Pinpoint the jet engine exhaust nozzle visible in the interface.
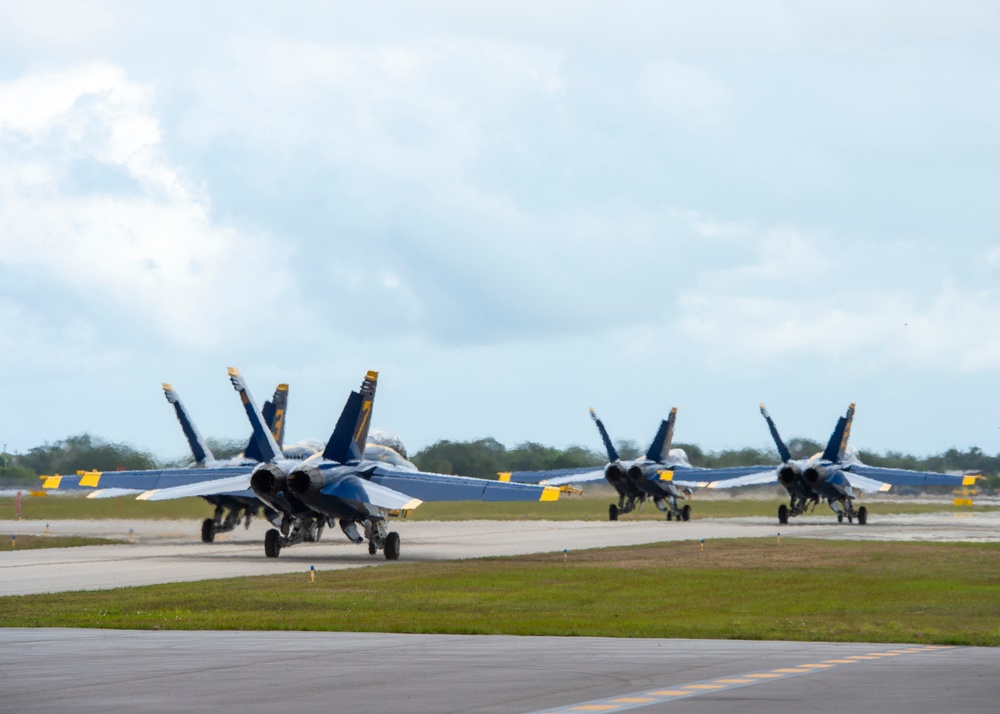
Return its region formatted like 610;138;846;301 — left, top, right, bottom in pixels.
287;467;323;497
778;466;798;487
250;464;286;498
627;464;646;484
803;467;821;485
605;463;627;483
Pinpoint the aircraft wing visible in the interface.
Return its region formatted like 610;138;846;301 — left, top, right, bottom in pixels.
501;466;604;484
370;466;560;502
842;464;974;488
700;468;780;489
671;464;780;487
41;466;253;494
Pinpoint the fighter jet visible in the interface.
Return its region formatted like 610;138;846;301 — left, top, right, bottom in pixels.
41;382;320;543
162;382;320;542
707;403;976;525
135;368;560;559
505;407;773;521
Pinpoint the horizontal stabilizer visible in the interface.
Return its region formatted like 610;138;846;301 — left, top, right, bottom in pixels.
137;473;253;501
843;472;893;494
321;477;423;511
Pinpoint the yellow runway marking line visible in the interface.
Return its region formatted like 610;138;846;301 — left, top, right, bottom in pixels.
531;646;957;713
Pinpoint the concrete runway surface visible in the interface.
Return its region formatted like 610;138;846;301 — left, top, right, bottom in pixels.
2;510;999;596
1;629;995;713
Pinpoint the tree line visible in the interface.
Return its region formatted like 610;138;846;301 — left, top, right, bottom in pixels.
2;432;997;489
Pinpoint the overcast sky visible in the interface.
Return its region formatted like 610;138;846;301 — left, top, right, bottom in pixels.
1;1;998;462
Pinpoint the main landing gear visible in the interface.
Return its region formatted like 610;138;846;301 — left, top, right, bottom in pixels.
263;517;325;557
656;496;691;522
834;500;868;525
776;494;819;525
201;505;256;543
609;495;642;521
364;519;401;560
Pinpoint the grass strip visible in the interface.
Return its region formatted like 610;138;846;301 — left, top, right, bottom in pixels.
2;495;991;522
2;539;998;645
0;535;123;551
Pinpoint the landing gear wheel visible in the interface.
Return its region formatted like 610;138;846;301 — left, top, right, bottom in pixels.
368;539;377;555
837;513;844;524
681;504;691;522
666;511;673;521
201;518;215;543
608;504;619;521
778;504;789;525
857;506;868;525
384;532;401;561
264;528;282;558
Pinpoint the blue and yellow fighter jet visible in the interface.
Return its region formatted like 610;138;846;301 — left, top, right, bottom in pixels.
42;382;320;541
129;369;560;559
707;403;977;525
504;407;773;522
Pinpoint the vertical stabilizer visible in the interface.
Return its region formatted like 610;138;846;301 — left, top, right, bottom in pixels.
760;404;792;463
823;403;855;463
322;371;379;463
590;408;619;462
246;384;289;461
645;407;678;462
163;384;215;465
228;367;281;463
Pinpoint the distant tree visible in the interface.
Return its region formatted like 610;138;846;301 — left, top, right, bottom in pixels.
614;439;643;460
18;434;157;476
0;452;37;486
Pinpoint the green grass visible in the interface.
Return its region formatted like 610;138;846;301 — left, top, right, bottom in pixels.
0;534;123;551
4;494;992;522
2;539;998;645
0;495;214;520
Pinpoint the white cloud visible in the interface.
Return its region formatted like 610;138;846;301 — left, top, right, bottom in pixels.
0;64;302;351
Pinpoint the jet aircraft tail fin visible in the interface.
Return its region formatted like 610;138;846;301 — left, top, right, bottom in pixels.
821;403;855;463
589;408;619;462
245;383;289;461
228;368;282;463
163;383;214;465
760;404;792;463
322;371;379;463
645;407;678;462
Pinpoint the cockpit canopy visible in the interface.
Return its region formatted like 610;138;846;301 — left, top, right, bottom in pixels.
367;428;408;460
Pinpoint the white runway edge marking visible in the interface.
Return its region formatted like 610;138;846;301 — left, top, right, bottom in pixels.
530;645;954;713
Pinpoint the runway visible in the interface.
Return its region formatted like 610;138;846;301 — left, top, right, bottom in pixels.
1;629;995;713
2;510;998;596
